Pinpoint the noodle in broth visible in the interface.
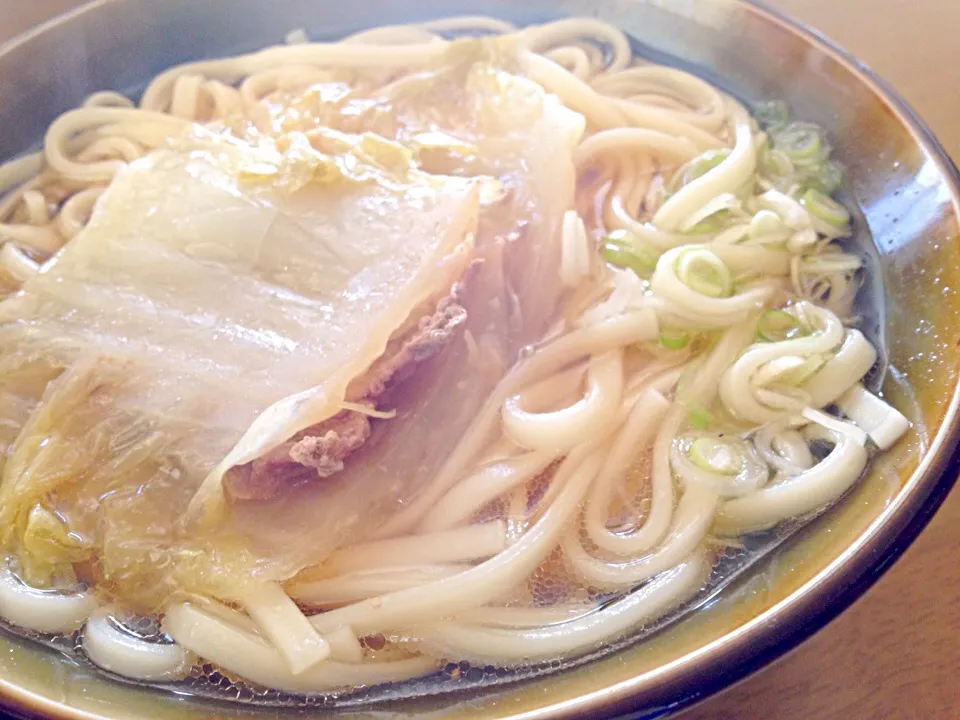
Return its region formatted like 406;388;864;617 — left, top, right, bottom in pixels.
0;16;911;699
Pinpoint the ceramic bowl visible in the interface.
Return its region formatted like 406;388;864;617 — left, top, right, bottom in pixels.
0;1;957;717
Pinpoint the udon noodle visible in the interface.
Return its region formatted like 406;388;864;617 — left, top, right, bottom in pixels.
0;16;910;698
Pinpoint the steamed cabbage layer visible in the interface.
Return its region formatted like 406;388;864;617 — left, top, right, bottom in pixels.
0;43;583;610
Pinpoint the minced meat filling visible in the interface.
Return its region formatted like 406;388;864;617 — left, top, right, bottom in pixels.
224;288;467;501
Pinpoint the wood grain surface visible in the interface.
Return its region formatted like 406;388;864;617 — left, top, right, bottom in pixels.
1;2;959;719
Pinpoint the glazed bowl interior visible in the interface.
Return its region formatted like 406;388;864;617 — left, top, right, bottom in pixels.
0;0;958;718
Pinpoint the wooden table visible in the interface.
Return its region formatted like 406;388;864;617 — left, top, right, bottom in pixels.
2;1;959;719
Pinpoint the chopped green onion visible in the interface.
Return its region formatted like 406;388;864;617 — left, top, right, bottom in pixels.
803;160;844;195
689;436;743;475
749;210;791;244
760;147;794;179
675;248;733;298
671;149;730;191
600;229;661;277
800;188;851;228
757;309;804;342
685;211;731;235
658;331;690;350
755;100;790;130
756;354;826;386
772;122;829;166
687;405;714;430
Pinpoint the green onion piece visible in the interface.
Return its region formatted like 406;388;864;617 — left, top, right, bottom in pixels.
803;160;844;195
760;147;794;179
757;309;804;342
749;210;791;243
772;122;828;165
675;248;733;298
671;149;730;191
687;405;714;430
659;331;690;350
800;188;850;228
755;354;827;387
685;211;731;235
689;436;743;475
755;100;790;130
600;229;661;277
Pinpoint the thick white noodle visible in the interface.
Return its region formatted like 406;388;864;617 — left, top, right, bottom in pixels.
719;303;845;424
83;612;188;681
836;383;910;450
420;452;558;532
803;329;877;407
236;582;330;674
503;350;624;452
290;565;470;608
373;310;657;540
584;388;671;554
565;486;717;589
0;569;97;634
163;602;436;691
653;104;756;231
410;554;708;662
324;522;506;572
714;415;868;535
308;447;607;634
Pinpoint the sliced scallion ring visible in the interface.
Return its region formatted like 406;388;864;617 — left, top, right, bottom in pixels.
658;330;690;350
675;248;733;298
600;229;661;278
755;100;790;130
757;309;804;342
670;149;730;192
689;436;743;476
749;210;791;244
687;405;714;430
755;354;826;387
802;160;844;195
772;122;828;165
760;147;794;179
799;188;851;228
